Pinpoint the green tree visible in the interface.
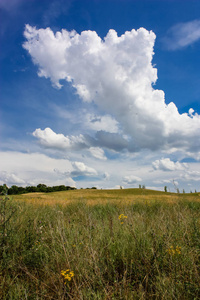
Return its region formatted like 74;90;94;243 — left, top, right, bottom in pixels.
8;185;19;195
37;184;47;192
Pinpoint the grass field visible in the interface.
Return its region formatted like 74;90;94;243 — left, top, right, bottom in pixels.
12;188;200;206
0;189;200;299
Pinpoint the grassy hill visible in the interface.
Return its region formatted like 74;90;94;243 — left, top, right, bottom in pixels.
12;187;200;206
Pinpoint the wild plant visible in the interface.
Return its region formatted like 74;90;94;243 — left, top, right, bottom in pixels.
0;186;17;268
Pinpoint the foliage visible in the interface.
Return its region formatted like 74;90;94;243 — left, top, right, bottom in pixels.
0;184;76;195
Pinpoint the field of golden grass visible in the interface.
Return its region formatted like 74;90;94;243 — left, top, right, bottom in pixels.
12;188;200;206
1;188;200;298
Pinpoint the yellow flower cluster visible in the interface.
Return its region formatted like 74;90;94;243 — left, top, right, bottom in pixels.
167;246;181;255
118;214;127;224
61;269;74;283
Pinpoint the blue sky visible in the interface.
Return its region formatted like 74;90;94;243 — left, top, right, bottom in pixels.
1;0;200;191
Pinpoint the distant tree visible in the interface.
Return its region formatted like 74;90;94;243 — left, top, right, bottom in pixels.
142;185;146;189
25;186;38;193
177;188;180;194
8;185;19;195
139;184;141;189
66;186;73;190
17;187;26;194
1;183;76;195
58;185;66;191
195;189;197;193
164;186;167;193
183;189;185;193
45;187;53;193
37;184;47;192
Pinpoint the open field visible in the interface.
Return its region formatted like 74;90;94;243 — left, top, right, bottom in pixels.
12;188;200;206
0;189;200;299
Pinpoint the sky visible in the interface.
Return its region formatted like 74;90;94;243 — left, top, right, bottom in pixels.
1;0;200;192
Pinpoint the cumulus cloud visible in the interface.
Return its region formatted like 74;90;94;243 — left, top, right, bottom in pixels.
164;20;200;50
70;161;97;177
33;127;130;153
89;147;107;160
33;127;89;151
24;25;200;153
123;175;142;184
152;158;188;171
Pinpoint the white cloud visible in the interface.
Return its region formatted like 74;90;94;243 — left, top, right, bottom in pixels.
1;150;200;191
0;171;25;185
164;20;200;50
180;170;200;182
85;113;119;133
188;108;194;116
51;107;119;134
33;127;89;151
24;25;200;154
0;151;74;187
123;175;142;184
89;147;107;160
70;161;97;177
152;158;188;171
33;127;130;153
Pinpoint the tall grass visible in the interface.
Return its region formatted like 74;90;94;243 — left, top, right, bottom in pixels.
0;191;200;299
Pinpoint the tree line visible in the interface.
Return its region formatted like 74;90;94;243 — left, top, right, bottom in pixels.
0;184;76;195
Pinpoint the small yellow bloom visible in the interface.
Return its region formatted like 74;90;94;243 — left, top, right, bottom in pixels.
61;269;74;283
167;246;181;256
118;214;127;221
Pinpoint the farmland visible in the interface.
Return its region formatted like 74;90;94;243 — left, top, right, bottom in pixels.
0;189;200;299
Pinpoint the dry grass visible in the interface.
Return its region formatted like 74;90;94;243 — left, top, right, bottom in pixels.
12;188;200;207
1;189;200;299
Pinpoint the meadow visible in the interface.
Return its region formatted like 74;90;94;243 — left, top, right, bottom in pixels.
0;188;199;299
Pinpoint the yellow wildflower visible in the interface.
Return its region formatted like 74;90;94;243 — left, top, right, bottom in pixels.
118;214;127;223
167;246;181;256
61;269;74;283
